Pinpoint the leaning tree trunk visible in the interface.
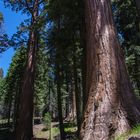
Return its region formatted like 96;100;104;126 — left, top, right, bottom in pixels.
80;0;140;140
16;1;39;140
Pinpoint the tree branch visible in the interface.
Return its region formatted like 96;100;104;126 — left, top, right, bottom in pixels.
17;0;33;15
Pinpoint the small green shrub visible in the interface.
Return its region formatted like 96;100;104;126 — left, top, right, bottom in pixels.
43;113;51;130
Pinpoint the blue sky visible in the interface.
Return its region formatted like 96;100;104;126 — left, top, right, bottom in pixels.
0;1;26;76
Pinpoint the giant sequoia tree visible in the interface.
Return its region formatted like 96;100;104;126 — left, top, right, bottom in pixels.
80;0;140;139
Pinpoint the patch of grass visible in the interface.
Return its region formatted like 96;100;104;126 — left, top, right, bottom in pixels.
51;127;60;138
35;122;78;140
116;125;140;140
64;126;77;133
0;118;12;124
36;130;48;138
36;126;60;140
64;122;77;133
64;122;78;140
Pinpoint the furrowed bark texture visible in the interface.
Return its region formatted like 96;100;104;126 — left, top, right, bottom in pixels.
80;0;140;140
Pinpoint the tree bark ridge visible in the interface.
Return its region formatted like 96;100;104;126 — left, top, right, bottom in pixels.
80;0;140;140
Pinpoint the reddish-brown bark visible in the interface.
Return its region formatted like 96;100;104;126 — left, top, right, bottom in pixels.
15;1;39;140
80;0;140;139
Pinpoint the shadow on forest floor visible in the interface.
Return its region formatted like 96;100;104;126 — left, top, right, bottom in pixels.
0;128;14;140
0;121;77;140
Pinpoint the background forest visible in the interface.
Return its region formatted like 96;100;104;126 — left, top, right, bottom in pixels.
0;0;140;140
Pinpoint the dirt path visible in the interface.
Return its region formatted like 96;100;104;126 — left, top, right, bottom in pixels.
33;122;59;139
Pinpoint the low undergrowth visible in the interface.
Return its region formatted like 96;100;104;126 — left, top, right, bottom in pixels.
36;126;59;139
35;122;78;140
116;125;140;140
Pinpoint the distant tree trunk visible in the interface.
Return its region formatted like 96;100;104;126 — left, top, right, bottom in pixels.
135;0;140;95
73;46;82;135
134;54;140;95
16;1;39;140
71;78;77;121
0;68;4;78
135;0;140;16
65;77;76;122
13;88;19;132
80;0;140;140
56;19;65;140
7;99;12;126
65;72;70;118
78;0;87;114
56;54;65;140
81;43;87;113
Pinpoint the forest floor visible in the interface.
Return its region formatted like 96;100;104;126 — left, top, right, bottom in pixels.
0;122;140;140
33;122;60;139
0;120;77;140
33;122;78;140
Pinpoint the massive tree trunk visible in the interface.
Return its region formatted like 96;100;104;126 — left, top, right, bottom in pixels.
16;1;39;140
80;0;140;140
